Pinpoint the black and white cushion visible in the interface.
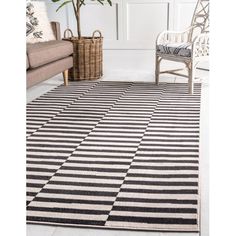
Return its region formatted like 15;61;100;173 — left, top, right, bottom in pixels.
157;42;192;57
26;0;55;44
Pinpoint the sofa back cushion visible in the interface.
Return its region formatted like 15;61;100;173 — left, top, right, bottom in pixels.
26;0;55;44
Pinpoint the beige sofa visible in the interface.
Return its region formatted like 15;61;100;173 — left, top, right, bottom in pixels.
26;22;73;88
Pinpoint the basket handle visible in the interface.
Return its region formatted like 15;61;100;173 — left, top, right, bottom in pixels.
64;28;74;39
92;30;102;43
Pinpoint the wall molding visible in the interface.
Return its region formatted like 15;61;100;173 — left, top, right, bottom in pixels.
45;0;198;49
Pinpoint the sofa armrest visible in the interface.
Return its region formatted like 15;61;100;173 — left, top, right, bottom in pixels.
51;21;61;40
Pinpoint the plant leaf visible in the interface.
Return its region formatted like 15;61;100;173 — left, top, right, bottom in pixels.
96;0;104;5
90;0;112;6
56;0;72;12
80;0;86;7
106;0;112;6
51;0;61;2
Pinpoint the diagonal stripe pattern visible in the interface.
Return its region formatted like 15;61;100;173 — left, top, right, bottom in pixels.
26;81;201;232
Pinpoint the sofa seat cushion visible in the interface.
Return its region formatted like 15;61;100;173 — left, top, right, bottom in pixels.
157;42;192;57
27;56;73;88
27;40;73;68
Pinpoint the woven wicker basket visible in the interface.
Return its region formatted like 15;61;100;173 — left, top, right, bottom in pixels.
63;29;103;81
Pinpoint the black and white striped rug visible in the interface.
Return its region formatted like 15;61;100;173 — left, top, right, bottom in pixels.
26;81;201;232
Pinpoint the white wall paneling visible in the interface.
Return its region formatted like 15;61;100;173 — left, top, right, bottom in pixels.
80;3;119;40
78;0;124;48
123;0;174;49
67;1;122;41
45;0;199;49
174;0;197;30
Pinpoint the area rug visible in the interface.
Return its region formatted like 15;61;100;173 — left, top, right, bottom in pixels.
26;81;201;232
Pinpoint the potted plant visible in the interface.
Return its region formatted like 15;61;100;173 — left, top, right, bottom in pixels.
51;0;112;80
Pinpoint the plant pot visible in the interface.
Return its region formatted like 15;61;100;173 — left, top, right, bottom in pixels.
63;29;103;81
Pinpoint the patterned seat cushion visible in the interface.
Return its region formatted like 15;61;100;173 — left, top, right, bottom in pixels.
157;42;192;57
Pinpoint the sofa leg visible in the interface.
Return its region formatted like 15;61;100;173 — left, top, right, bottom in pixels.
63;70;69;86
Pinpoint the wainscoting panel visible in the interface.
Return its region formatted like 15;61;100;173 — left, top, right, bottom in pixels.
65;1;122;41
123;0;173;49
174;0;197;30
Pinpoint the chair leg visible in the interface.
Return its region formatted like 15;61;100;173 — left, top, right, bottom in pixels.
155;56;161;85
188;62;195;94
63;69;69;86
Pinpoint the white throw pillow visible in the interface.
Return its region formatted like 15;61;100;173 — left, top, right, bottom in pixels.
26;0;55;43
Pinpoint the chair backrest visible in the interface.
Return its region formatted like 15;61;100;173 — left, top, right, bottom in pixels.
189;0;209;41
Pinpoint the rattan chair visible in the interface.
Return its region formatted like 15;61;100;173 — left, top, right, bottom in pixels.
155;0;209;94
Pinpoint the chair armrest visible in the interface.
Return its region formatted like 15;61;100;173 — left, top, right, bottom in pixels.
51;21;61;40
192;32;209;57
156;26;193;45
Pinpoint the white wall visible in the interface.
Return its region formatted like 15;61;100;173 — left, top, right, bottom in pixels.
44;0;197;49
